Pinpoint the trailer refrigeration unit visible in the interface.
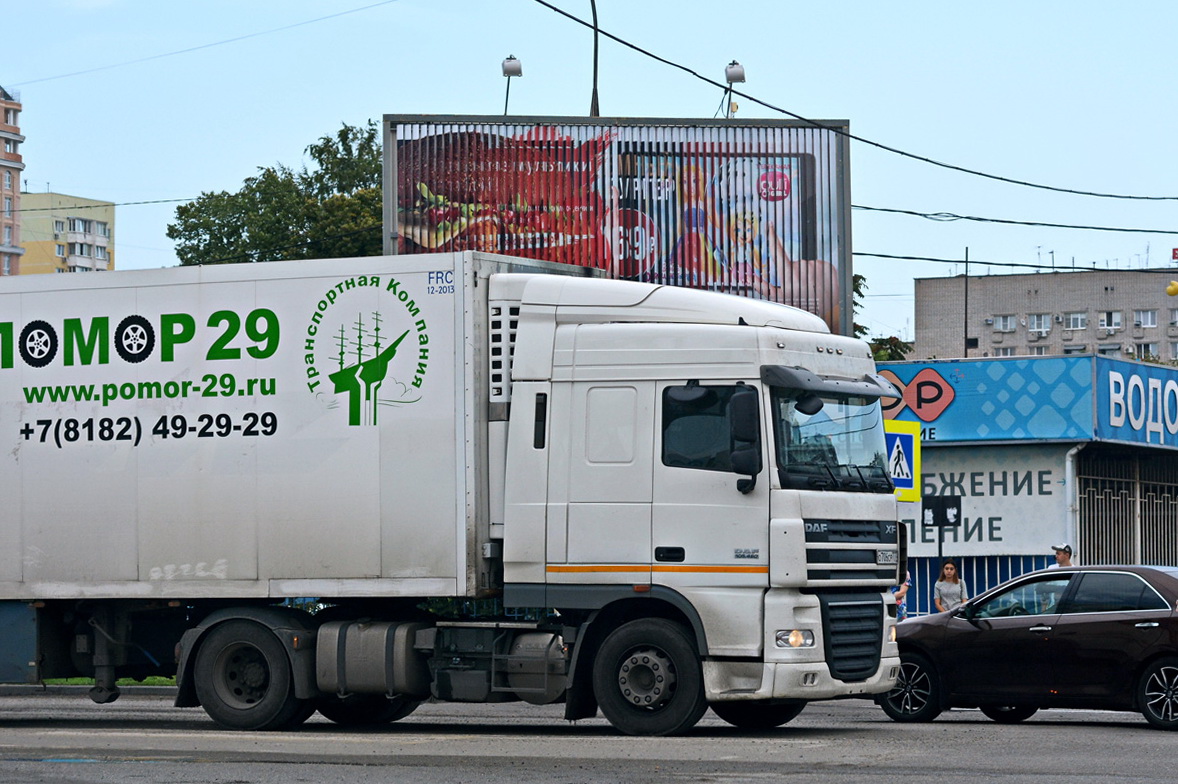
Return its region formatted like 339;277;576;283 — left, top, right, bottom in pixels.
0;251;903;736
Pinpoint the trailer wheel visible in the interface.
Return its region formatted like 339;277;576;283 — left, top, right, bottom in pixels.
592;618;707;736
317;694;420;726
710;700;806;729
193;620;306;730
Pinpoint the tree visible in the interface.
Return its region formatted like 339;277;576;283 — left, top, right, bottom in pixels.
852;273;913;361
167;121;382;265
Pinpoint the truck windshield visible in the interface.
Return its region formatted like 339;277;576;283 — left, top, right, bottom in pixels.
770;389;893;492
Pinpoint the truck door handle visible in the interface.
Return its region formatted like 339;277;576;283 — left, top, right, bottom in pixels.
1136;622;1160;628
655;547;685;562
1028;625;1052;633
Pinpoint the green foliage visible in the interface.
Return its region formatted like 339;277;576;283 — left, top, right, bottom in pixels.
167;121;382;264
869;335;914;362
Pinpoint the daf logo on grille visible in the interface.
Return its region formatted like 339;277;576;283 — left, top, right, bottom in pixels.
805;522;829;533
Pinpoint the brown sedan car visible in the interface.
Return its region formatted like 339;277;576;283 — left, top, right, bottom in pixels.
880;565;1178;729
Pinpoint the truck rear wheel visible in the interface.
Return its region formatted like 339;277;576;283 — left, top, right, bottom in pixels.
193;620;307;730
710;701;806;729
592;618;707;736
317;694;420;725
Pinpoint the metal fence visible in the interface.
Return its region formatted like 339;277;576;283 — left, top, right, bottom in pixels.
904;554;1053;618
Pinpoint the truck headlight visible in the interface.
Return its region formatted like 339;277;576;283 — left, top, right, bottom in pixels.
776;629;815;648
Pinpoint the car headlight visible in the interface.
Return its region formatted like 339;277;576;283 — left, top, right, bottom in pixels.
776;629;816;648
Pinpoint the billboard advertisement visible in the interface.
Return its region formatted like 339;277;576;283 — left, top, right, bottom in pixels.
384;116;851;334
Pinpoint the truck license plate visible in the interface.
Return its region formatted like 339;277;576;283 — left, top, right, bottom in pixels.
876;550;897;565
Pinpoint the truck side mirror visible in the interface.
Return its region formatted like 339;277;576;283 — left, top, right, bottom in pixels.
728;386;762;494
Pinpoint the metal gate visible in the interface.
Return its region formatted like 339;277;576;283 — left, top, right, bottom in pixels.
1077;446;1178;567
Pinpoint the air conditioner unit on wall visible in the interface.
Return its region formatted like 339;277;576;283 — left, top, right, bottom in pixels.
984;318;994;325
1105;327;1116;335
1054;314;1063;324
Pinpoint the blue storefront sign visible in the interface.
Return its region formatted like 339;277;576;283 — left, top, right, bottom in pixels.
880;356;1178;451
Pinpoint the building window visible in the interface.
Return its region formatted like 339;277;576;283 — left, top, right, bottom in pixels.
3;139;16;154
1065;312;1087;330
54;219;65;234
1134;310;1157;328
994;315;1016;332
1097;344;1121;356
71;243;91;257
3;225;11;244
1028;313;1051;332
2;171;10;190
1137;343;1159;360
1170;343;1178;360
1030;345;1048;356
1;254;8;275
2;197;9;217
95;221;109;238
1063;346;1087;355
994;347;1015;357
1099;311;1122;329
55;244;66;257
3;108;15;124
95;246;108;261
69;217;92;233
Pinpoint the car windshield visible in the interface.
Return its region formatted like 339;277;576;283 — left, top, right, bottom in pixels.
770;390;891;492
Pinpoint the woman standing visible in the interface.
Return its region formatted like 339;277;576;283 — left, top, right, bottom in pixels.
934;560;969;613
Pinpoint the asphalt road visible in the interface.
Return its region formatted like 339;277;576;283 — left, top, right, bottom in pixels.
0;688;1170;784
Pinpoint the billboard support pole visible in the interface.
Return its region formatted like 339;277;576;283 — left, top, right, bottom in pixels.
589;0;600;116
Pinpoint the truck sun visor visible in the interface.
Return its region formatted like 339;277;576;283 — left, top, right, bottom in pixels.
760;365;901;400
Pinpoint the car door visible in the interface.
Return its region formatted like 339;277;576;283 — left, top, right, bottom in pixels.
1046;571;1172;707
938;575;1073;703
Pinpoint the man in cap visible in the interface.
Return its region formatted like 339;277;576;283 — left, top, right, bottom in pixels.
1049;543;1074;568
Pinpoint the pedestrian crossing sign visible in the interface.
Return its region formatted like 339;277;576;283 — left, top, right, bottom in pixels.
884;419;921;502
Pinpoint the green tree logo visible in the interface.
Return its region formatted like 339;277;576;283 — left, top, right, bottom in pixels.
327;311;411;426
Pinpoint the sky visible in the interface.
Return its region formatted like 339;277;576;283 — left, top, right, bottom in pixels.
5;0;1178;340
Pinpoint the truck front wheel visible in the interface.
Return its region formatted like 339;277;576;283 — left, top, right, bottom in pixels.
193;620;307;730
592;618;707;736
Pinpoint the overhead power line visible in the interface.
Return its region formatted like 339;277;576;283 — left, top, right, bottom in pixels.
853;251;1178;274
8;0;402;87
15;198;195;213
530;0;1178;202
853;205;1178;236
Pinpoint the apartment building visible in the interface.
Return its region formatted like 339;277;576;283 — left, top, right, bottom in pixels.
0;85;23;276
19;192;115;273
913;268;1178;361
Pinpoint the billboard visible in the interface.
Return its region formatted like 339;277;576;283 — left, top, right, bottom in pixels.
384;115;852;334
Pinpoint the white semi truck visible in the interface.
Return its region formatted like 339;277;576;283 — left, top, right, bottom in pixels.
0;251;903;736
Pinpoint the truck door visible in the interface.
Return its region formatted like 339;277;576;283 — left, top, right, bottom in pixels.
547;381;654;585
651;382;770;651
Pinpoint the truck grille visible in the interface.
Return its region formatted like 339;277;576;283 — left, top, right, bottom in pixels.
817;592;883;682
803;519;899;582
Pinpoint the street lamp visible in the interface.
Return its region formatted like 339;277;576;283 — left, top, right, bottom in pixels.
502;55;522;115
723;60;745;119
